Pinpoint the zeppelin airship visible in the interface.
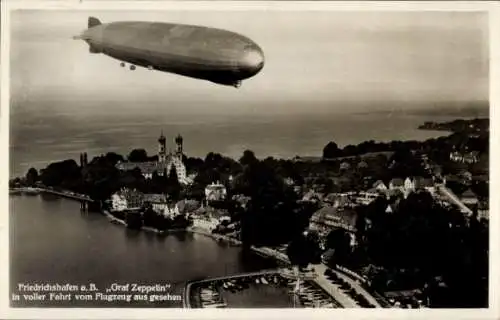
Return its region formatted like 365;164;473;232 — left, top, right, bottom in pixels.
74;17;265;88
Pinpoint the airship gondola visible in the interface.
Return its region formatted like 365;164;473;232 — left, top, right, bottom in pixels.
74;17;265;88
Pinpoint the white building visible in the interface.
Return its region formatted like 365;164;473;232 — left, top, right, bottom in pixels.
111;188;144;211
449;151;479;164
163;203;181;218
143;194;168;213
404;177;415;191
205;181;227;201
192;217;220;231
111;193;128;212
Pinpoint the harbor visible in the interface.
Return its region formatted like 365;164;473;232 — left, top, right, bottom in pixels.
184;268;340;308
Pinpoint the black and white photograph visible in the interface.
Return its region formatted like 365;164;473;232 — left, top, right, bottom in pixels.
1;1;498;317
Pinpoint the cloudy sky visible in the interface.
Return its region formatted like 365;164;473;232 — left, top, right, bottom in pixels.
10;9;489;114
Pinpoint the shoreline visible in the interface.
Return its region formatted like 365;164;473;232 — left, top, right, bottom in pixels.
101;209;187;235
101;209;290;264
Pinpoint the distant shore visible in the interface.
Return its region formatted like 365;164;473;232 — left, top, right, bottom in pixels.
418;118;488;133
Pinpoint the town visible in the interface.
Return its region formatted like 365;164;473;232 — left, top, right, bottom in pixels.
9;117;489;309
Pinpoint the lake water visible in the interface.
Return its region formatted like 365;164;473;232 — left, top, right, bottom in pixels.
9;194;276;307
9;98;488;178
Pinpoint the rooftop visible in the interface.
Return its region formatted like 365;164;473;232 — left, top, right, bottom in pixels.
311;206;357;231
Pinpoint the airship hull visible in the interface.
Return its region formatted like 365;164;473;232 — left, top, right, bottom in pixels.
78;19;265;87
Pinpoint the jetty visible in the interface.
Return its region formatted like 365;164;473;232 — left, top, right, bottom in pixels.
10;187;94;202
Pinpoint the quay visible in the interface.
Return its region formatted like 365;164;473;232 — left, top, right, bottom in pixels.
9;187;94;210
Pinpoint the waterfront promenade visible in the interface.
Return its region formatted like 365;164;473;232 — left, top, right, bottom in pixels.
314;264;383;307
10;187;93;202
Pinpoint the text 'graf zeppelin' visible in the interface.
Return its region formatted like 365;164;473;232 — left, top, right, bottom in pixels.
12;282;182;304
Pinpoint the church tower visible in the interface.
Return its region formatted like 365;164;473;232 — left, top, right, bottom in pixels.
158;131;167;162
175;134;183;155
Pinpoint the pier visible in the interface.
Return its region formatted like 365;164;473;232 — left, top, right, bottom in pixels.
10;187;94;211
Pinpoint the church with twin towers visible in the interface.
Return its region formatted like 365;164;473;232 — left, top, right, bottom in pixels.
115;132;189;185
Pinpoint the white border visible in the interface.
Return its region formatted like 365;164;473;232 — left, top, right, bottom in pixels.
1;1;499;320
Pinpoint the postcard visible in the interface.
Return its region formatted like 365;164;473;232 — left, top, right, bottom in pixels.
1;1;499;319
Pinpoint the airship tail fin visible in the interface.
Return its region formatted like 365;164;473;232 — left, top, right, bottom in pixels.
88;17;102;28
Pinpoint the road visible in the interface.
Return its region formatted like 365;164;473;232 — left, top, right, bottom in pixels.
436;184;473;215
312;264;359;308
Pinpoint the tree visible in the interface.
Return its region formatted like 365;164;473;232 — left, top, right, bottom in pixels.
104;152;124;165
323;141;341;159
40;159;81;187
167;166;181;201
239;150;258;167
128;149;148;162
239;158;302;247
25;167;39;186
325;229;352;265
142;206;157;228
125;212;142;229
286;231;320;271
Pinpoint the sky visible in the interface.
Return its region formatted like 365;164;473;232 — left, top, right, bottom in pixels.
10;9;489;115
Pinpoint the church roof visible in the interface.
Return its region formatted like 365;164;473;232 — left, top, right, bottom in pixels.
116;155;180;174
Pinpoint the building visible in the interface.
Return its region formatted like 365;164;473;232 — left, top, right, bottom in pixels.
192;216;220;231
116;132;190;184
163;203;181;218
302;190;324;202
449;151;479;164
111;188;144;211
477;201;489;220
310;206;357;234
143;193;168;213
355;191;380;205
404;177;415;192
373;180;388;192
190;207;231;231
413;177;435;194
460;189;479;207
205;181;227;201
309;206;358;246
